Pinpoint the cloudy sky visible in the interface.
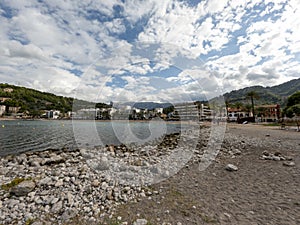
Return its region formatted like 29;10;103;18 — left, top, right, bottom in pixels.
0;0;299;103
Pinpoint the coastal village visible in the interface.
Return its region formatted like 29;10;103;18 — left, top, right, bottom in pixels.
0;95;281;122
0;85;297;125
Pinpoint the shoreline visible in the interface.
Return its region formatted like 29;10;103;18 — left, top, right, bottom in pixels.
1;116;299;130
0;124;299;224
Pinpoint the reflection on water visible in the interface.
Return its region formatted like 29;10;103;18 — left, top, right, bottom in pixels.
0;120;182;156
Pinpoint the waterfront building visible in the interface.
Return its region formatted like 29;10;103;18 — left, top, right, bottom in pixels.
0;105;6;116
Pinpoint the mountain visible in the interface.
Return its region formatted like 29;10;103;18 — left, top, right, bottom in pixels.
121;102;173;110
220;78;300;106
268;78;300;96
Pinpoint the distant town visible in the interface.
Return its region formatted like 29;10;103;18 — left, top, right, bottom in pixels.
0;83;299;127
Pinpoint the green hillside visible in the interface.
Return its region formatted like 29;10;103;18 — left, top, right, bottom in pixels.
0;83;109;116
268;78;300;97
222;78;300;106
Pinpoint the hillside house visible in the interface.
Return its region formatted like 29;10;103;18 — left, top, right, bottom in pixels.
227;108;252;122
0;105;6;116
46;110;61;119
8;106;21;114
256;104;280;122
3;88;13;93
0;97;11;103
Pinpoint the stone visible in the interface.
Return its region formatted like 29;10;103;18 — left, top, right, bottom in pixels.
67;192;74;205
51;201;63;212
150;166;161;174
80;149;94;159
133;219;148;225
283;161;295;167
225;164;238;172
224;212;231;218
163;170;170;178
28;191;36;198
61;208;78;221
92;179;100;187
101;182;109;190
39;177;52;186
43;155;65;165
10;180;36;196
6;199;19;208
29;159;41;167
51;197;60;205
88;157;109;171
106;190;114;200
233;149;241;155
109;145;115;152
272;156;281;161
54;179;64;187
34;196;43;204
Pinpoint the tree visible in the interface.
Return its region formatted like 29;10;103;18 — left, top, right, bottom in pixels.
246;91;259;117
244;104;252;114
234;102;243;111
286;91;300;107
284;92;300;117
285;105;300;118
163;106;174;115
225;99;230;118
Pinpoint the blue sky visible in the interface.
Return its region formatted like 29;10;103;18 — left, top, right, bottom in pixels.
0;0;299;103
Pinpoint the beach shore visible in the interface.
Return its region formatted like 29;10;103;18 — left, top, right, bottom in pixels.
110;124;300;225
0;123;299;224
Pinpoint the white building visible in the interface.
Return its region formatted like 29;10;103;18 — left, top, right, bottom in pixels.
0;105;6;116
46;110;61;119
200;104;213;120
174;102;199;121
155;107;164;114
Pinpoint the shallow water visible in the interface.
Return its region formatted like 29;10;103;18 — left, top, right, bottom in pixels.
0;120;182;156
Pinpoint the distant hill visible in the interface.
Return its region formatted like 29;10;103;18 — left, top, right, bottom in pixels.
0;83;109;115
121;102;173;110
220;78;300;106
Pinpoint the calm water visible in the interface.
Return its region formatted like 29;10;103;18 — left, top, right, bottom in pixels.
0;120;182;156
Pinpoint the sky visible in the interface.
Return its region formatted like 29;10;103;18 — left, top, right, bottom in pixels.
0;0;300;104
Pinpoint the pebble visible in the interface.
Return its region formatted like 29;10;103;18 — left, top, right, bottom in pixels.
133;218;148;225
225;164;238;172
283;161;295;167
51;201;63;212
54;179;64;187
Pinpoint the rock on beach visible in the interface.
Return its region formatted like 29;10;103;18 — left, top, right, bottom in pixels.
10;180;36;197
225;164;238;171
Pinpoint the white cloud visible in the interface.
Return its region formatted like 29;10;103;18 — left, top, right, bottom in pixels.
0;0;299;103
1;40;47;60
